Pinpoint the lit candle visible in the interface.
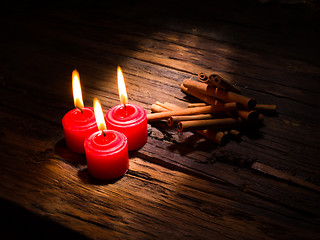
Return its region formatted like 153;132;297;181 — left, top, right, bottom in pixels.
62;70;98;153
105;66;148;151
84;98;129;180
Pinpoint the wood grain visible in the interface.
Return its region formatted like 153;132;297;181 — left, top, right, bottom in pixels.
1;1;320;239
0;108;319;239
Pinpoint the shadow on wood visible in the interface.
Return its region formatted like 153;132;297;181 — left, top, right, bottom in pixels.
1;198;90;240
55;138;126;185
54;138;86;167
77;168;126;185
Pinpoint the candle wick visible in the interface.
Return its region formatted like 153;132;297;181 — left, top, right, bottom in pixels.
77;107;83;114
102;130;106;137
123;104;126;110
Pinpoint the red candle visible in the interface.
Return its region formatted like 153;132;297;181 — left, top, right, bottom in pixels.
62;107;97;153
105;66;148;151
106;103;147;151
62;70;98;153
85;98;129;180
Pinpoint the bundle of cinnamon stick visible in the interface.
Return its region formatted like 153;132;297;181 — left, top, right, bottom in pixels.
147;72;277;144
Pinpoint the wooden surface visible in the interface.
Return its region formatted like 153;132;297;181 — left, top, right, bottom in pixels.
1;1;320;239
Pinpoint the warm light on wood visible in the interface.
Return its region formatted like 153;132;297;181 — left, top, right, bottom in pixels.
72;70;84;110
117;66;128;106
93;98;107;131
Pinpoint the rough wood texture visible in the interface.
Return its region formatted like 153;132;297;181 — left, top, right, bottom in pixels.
1;1;320;239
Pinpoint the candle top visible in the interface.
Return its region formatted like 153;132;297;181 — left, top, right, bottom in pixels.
62;107;96;130
106;103;146;126
85;130;128;154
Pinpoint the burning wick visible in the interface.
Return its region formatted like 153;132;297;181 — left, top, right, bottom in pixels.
72;70;84;114
117;66;128;111
77;107;83;114
93;98;107;138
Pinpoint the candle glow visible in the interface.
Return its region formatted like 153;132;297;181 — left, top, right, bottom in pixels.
85;97;129;180
93;98;107;131
105;66;148;151
62;70;98;153
117;66;128;106
72;70;84;110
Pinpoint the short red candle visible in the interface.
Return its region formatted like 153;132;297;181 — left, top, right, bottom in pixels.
105;103;147;151
84;130;129;180
62;107;98;153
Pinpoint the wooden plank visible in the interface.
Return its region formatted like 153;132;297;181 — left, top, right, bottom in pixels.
1;11;320;182
2;27;320;181
0;109;319;239
136;136;320;216
1;2;320;239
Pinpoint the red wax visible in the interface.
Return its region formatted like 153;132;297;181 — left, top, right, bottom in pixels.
105;103;148;151
62;107;98;153
84;130;129;180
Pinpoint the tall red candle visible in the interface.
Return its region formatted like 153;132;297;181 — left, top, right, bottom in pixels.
105;66;147;151
62;70;98;153
84;98;129;180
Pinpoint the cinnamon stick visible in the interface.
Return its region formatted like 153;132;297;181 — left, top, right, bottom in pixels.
200;130;228;145
147;102;237;122
162;102;181;111
153;102;228;144
167;114;215;127
237;109;259;121
181;84;222;105
163;102;184;110
182;79;256;109
151;103;169;113
177;114;263;132
198;72;208;82
155;101;173;111
178;118;243;132
151;101;185;113
162;102;241;144
188;103;207;108
255;104;277;115
208;73;241;93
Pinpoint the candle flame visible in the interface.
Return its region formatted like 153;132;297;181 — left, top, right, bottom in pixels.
93;98;107;131
72;70;84;110
117;66;128;106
